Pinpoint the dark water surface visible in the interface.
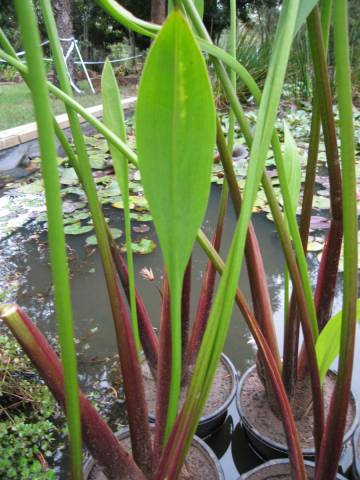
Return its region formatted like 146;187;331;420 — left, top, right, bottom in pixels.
1;184;359;479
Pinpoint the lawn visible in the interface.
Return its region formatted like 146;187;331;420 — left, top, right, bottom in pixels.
0;80;102;131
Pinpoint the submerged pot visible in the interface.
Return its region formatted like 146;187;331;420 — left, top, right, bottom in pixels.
240;459;348;480
352;425;360;479
146;353;237;438
83;428;225;480
236;365;359;460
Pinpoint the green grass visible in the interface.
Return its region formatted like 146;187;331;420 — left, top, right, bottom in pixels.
0;80;102;131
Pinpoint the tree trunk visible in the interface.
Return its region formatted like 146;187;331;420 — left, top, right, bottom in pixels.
52;0;75;83
151;0;166;25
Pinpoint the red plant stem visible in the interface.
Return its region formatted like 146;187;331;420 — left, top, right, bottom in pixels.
181;258;192;373
282;97;321;394
315;1;357;475
297;7;344;378
110;239;159;372
216;119;281;366
262;174;324;457
307;7;343;327
155;284;307;480
0;305;147;480
153;272;171;467
186;185;227;369
106;262;153;476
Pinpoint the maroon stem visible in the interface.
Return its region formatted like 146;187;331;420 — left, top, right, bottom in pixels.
110;239;159;373
1;305;146;480
216;119;280;365
185;230;221;370
281;98;321;395
107;262;153;477
153;272;171;468
307;7;343;327
155;286;307;480
297;8;344;378
186;183;227;370
181;258;192;374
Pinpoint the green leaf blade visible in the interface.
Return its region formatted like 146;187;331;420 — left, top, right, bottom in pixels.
136;10;216;281
316;300;360;383
136;10;216;436
283;122;301;214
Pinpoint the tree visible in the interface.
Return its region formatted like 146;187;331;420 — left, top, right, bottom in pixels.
151;0;166;25
52;0;76;82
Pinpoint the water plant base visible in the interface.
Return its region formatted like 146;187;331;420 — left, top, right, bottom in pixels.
240;459;348;479
144;353;237;437
83;429;225;480
236;365;358;459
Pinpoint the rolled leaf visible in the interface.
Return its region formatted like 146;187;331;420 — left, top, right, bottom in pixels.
316;299;360;383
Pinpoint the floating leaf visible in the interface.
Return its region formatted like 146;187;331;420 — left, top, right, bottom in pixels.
130;212;153;222
17;179;44;194
307;241;324;252
64;223;93;235
63;212;91;225
89;154;106;170
59;168;79;186
85;227;122;246
121;238;157;255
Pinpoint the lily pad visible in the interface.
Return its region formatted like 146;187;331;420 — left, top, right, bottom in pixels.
85;228;122;246
64;223;93;235
89;154;107;170
60;168;79;186
121;238;157;255
130;212;153;222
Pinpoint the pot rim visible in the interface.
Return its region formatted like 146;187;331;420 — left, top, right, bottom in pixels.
236;364;359;456
240;458;348;480
148;352;237;425
83;427;225;479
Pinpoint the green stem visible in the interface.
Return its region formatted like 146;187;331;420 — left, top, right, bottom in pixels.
164;277;182;440
13;1;82;477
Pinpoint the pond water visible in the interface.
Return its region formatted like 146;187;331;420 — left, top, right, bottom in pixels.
1;180;360;479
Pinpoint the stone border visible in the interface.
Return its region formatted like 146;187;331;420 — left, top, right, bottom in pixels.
0;96;137;151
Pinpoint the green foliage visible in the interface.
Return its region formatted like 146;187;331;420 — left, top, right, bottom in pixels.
0;335;57;480
136;9;216;436
316;300;360;383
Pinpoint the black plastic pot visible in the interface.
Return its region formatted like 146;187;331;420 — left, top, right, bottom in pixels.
83;428;225;480
236;365;359;460
352;425;360;479
239;459;348;480
149;353;237;438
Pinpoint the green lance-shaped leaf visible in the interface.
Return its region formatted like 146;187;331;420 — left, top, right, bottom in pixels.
316;299;360;383
294;0;320;37
101;59;141;353
136;10;216;436
283;122;301;317
283;122;301;214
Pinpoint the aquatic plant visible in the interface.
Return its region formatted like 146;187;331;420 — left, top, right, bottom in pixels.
0;1;358;480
